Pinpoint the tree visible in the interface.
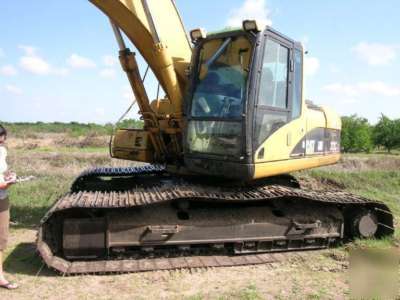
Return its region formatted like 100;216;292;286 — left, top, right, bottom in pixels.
373;114;400;153
341;115;373;153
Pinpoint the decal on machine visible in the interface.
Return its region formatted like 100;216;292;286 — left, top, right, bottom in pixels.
290;128;341;157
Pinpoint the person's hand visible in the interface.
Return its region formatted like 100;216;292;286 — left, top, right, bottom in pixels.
0;181;12;190
5;179;16;186
4;172;17;184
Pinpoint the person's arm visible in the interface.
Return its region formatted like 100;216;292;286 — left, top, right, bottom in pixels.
0;176;15;190
0;182;10;190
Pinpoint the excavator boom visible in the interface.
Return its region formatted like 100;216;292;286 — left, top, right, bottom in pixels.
90;0;194;163
90;0;191;96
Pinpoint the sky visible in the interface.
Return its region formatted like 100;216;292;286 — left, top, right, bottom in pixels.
0;0;399;124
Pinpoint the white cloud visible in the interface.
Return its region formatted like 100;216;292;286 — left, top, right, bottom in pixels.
352;42;397;66
102;55;118;67
18;45;68;76
304;56;320;76
323;83;359;97
0;65;18;76
20;55;51;75
340;98;358;104
67;54;96;69
323;81;400;98
357;81;400;97
226;0;272;28
99;68;116;78
301;36;310;50
4;84;23;95
19;45;37;56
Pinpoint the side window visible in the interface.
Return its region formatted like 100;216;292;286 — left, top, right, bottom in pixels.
259;40;289;109
255;112;287;146
292;49;303;118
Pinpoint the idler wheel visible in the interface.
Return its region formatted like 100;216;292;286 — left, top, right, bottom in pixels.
350;210;378;239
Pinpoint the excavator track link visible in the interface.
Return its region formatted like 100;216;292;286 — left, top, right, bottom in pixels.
71;165;166;192
37;240;295;275
38;166;394;275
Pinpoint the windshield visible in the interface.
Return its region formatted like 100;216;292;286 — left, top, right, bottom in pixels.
187;35;253;157
191;36;253;119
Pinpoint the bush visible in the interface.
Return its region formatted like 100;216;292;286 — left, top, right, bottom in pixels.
341;115;373;153
373;115;400;153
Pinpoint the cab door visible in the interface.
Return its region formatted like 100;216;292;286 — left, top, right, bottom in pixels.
253;31;305;162
253;31;294;162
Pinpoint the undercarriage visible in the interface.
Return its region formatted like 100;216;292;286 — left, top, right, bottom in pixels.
37;165;394;274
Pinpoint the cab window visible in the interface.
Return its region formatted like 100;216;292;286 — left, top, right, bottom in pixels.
292;49;303;119
255;38;290;147
259;40;289;109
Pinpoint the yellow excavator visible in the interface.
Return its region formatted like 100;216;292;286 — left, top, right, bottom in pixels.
37;0;393;274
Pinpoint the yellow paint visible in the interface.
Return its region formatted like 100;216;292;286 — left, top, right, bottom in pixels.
253;153;341;179
112;129;155;162
254;50;342;175
255;115;306;163
89;0;191;104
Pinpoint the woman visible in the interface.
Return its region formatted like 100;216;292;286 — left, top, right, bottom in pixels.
0;125;18;290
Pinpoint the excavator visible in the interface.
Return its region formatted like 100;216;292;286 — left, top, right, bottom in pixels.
37;0;394;274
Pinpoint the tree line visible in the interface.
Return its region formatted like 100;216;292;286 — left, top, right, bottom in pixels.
2;117;399;153
341;114;400;153
1;119;144;138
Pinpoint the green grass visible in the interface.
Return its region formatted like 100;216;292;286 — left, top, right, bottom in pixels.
2;119;144;138
14;146;109;154
307;169;400;214
9;176;71;227
238;284;262;300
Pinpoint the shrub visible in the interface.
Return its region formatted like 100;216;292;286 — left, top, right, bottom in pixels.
373;115;400;153
341;115;373;153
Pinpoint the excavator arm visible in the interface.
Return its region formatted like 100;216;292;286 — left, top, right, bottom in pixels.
90;0;193;164
90;0;191;97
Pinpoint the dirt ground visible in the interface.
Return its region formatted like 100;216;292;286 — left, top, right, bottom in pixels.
2;229;350;300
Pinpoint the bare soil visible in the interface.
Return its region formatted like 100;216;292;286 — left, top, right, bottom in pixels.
2;229;349;300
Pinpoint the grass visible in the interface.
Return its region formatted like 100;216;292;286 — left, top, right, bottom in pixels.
14;146;109;154
306;168;400;239
9;176;70;227
238;284;262;300
307;169;400;208
2;119;144;138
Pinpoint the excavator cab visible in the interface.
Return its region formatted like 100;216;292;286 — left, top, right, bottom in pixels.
185;22;341;180
186;32;252;158
185;22;318;180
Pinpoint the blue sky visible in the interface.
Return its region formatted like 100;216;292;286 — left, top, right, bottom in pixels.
0;0;399;124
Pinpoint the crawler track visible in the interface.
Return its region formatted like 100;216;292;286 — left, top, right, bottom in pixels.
37;166;394;275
